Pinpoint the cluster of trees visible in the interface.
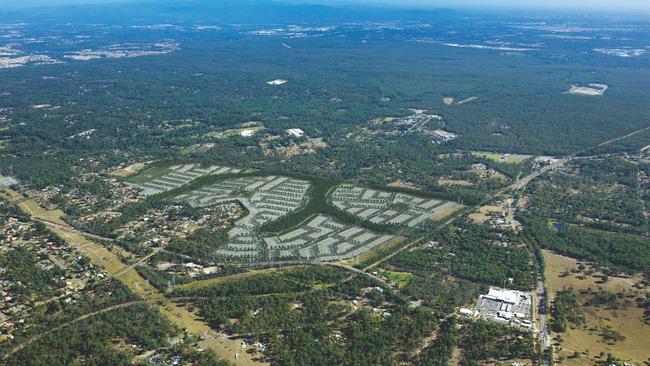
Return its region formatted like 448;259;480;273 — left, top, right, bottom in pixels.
586;290;621;310
459;320;535;365
173;266;350;299
9;22;650;198
400;273;482;312
550;288;584;333
6;303;176;366
0;246;64;299
0;199;31;223
0;280;137;353
415;317;459;366
168;265;452;365
390;220;535;291
167;227;229;258
524;158;647;235
521;216;650;273
264;304;438;366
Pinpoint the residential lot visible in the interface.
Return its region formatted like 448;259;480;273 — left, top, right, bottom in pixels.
264;214;397;262
174;175;311;261
130;164;243;196
171;176;404;263
331;184;462;227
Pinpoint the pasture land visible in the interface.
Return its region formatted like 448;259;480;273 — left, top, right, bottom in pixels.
543;250;649;366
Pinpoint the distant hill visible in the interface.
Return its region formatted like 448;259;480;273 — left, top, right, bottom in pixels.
0;0;460;24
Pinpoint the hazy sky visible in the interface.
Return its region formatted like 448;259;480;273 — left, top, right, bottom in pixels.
3;0;649;10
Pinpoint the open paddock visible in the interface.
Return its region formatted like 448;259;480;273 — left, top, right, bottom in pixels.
543;250;649;365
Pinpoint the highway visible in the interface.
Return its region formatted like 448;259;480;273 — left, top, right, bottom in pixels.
5;124;647;366
536;272;551;365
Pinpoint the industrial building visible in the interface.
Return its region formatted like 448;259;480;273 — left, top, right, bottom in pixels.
468;287;533;329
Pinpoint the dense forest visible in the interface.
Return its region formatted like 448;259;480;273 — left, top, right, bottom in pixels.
169;266;451;365
1;7;649;196
522;216;650;273
6;303;176;366
524;158;648;235
0;1;648;365
389;220;535;291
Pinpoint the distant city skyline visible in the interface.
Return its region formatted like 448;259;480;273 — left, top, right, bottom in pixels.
3;0;649;10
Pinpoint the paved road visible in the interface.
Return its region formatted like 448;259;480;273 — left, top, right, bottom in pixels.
511;158;570;191
6;124;648;363
113;247;162;279
324;262;394;288
363;236;426;270
38;219;117;243
536;273;551;366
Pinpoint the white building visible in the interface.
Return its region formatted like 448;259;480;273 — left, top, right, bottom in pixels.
240;129;255;137
286;128;305;138
267;79;288;86
475;287;532;328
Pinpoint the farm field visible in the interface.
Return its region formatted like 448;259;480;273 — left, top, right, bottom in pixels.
543;250;650;365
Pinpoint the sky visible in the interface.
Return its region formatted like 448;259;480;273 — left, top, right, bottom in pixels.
3;0;649;10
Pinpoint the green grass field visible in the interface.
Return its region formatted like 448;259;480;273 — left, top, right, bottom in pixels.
471;151;531;164
124;165;172;184
379;270;414;287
